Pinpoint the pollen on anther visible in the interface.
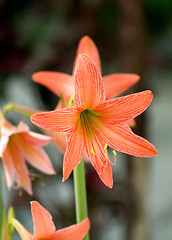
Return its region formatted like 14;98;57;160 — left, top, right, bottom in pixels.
112;150;117;165
104;143;108;152
113;150;117;156
91;147;96;155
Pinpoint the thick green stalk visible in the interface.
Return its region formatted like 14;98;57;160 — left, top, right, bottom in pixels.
73;158;89;240
3;103;38;118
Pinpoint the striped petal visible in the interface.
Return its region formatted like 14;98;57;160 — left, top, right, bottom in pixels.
127;118;136;128
73;35;101;74
47;218;90;240
85;124;113;188
74;54;105;109
103;73;140;98
16;133;55;175
31;107;80;134
43;129;67;153
62;126;85;182
3;139;32;195
99;123;158;157
18;131;53;146
32;71;74;102
2;144;16;190
94;91;153;125
31;201;56;240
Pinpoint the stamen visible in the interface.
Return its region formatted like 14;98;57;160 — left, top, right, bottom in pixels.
91;147;96;155
103;143;117;165
111;150;117;165
113;150;116;156
104;143;108;152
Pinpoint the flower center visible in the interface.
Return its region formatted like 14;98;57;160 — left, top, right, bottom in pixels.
79;108;99;147
79;109;117;166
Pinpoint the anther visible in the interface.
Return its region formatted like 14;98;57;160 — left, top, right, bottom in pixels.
104;143;108;152
91;147;96;155
111;150;117;165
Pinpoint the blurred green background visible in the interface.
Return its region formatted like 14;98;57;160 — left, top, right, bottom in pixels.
0;0;172;240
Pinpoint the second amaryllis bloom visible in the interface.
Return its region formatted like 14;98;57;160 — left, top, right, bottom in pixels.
31;54;158;188
11;201;90;240
0;111;55;195
32;35;140;108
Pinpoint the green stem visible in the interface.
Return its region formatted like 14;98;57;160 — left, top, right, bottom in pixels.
0;168;3;239
3;103;39;118
73;158;89;240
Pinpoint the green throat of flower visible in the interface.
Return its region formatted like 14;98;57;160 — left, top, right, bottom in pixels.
79;109;117;166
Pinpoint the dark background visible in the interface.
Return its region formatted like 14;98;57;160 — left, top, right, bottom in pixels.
0;0;172;239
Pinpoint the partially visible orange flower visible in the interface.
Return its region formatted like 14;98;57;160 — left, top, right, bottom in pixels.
32;35;140;108
12;201;90;240
31;54;158;188
0;111;55;195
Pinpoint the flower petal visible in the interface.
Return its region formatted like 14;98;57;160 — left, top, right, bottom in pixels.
85;124;113;188
0;135;9;157
32;71;74;102
46;218;90;240
16;121;29;133
95;91;153;125
62;126;85;182
99;123;158;157
91;158;113;188
0;110;16;136
31;107;79;134
31;201;56;239
127;118;136;128
2;144;16;190
16;133;55;175
74;54;105;109
43;129;67;153
18;131;53;146
103;73;140;98
73;35;101;74
3;138;32;195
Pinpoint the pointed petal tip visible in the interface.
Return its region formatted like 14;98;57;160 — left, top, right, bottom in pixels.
62;174;68;183
151;147;158;157
145;90;153;98
32;72;41;82
30;200;37;206
62;177;66;183
27;188;33;196
131;73;140;82
32;72;46;83
30;113;37;125
84;217;90;229
81;35;91;42
30;113;44;128
106;180;113;189
47;169;56;175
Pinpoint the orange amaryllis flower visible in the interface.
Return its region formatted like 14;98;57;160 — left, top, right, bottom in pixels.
12;201;90;240
0;111;55;195
31;54;158;188
32;36;137;152
32;35;140;107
